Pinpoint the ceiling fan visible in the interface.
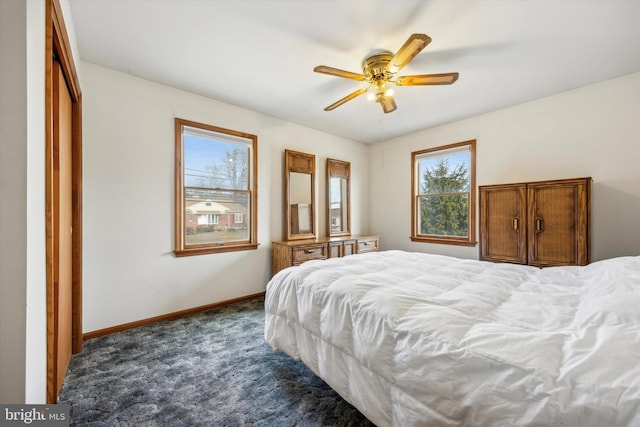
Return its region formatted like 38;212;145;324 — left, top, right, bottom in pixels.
314;34;459;114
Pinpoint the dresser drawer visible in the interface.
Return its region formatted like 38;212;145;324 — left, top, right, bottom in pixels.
356;237;379;253
342;240;357;256
272;235;380;277
292;244;328;264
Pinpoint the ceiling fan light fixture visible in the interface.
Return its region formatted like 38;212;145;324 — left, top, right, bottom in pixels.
366;87;376;101
365;81;394;104
314;33;456;113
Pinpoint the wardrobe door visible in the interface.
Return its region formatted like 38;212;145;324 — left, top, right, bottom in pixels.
479;184;527;264
527;178;590;267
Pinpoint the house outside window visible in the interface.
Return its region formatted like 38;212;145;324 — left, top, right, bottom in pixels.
411;140;476;246
175;118;258;256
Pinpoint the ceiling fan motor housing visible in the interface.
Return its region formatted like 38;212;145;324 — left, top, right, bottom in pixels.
363;52;395;101
363;52;394;82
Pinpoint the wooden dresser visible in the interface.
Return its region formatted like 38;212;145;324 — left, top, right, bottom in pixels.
479;177;591;267
271;235;379;276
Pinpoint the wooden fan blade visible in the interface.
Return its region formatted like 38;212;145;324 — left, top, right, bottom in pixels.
324;87;368;111
380;96;397;114
388;34;432;74
395;72;459;86
314;65;367;81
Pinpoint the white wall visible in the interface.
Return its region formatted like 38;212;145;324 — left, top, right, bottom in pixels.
23;0;48;405
81;62;370;332
0;0;48;403
370;72;640;262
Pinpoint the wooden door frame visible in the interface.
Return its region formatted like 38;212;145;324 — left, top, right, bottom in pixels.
46;0;83;404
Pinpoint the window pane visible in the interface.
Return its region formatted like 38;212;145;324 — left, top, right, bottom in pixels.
184;189;249;245
418;152;470;195
418;194;469;237
184;134;249;190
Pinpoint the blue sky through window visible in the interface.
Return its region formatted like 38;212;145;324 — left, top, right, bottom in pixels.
419;152;469;174
184;134;242;187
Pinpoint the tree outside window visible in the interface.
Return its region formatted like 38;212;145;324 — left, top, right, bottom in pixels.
411;140;476;246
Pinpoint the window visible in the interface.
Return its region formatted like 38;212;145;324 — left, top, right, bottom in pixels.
175;118;258;256
411;140;476;246
197;214;219;225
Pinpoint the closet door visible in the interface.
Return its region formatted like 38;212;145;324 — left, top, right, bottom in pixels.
527;178;590;267
479;184;527;264
52;60;74;399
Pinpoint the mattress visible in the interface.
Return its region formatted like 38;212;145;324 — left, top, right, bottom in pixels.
264;250;640;426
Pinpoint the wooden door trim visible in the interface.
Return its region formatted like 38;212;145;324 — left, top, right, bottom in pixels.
46;0;82;404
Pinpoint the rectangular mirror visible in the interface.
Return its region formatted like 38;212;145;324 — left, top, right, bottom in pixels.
327;158;351;237
285;150;316;240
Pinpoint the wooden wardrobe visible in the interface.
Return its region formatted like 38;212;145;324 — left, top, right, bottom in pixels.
479;177;591;267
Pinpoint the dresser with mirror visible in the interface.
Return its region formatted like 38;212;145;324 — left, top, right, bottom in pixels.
272;151;379;276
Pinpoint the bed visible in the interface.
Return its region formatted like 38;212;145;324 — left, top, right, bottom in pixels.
264;250;640;426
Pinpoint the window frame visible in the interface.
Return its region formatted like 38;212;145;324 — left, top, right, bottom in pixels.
410;139;476;246
174;118;258;257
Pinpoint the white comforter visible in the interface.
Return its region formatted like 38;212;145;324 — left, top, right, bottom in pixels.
264;250;640;427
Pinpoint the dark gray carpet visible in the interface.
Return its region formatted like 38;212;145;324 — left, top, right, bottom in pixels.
58;296;375;426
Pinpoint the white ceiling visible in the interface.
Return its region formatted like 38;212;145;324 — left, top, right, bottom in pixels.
68;0;640;144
